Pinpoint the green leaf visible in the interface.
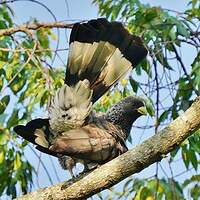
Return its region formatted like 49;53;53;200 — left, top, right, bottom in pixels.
0;19;7;29
0;95;10;114
182;145;190;169
7;109;19;128
170;146;180;161
176;23;190;38
135;65;142;75
2;6;13;27
139;187;153;200
188;133;200;153
0;68;5;75
132;178;145;191
169;26;176;40
144;7;159;22
189;149;198;170
6;181;17;198
158;110;170;124
14;152;21;170
40;90;49;107
144;97;155;117
0;77;3;91
10;76;26;94
111;4;122;20
191;185;200;200
141;59;152;77
129;77;138;93
0;151;5;164
183;175;200;187
154;44;172;70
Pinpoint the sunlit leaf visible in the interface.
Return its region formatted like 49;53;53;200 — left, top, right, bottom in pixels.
188;149;198;170
0;95;10;114
176;23;190;38
143;96;155;117
14;152;21;170
129;77;138;93
183;175;200;187
7;109;19;128
182;145;190;169
158;110;170;124
0;151;4;163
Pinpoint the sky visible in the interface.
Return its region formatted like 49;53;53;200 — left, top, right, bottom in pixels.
2;0;198;199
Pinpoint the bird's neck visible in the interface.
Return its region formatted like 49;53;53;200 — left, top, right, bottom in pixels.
105;106;139;138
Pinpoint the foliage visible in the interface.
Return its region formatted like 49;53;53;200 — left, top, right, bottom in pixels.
0;0;199;199
92;0;200;199
0;4;63;198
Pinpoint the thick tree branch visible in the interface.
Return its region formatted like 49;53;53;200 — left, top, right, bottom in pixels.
16;96;200;200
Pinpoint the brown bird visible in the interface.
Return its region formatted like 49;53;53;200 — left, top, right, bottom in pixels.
14;18;148;177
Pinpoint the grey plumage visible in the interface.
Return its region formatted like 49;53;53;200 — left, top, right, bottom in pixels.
48;80;93;133
106;96;145;136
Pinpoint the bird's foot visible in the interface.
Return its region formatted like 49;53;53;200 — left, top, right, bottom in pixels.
61;171;92;190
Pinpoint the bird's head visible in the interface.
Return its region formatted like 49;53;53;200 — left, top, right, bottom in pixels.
106;96;147;134
120;96;147;118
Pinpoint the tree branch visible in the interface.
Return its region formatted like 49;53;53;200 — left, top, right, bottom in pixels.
0;22;77;36
16;96;200;200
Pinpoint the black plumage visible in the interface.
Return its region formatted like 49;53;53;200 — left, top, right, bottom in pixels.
14;18;147;177
65;18;147;101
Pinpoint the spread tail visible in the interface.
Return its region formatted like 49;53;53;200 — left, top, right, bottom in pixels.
14;118;58;157
65;18;147;102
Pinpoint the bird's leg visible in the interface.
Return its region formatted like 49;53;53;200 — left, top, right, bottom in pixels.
61;169;92;190
68;166;75;179
58;156;76;179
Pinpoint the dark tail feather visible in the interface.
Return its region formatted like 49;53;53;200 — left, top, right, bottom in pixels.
36;146;58;157
14;118;49;144
14;118;57;157
65;18;147;102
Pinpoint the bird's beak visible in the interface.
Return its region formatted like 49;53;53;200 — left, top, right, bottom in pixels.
137;106;147;115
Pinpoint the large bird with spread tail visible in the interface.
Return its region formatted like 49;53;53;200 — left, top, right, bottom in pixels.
14;18;148;177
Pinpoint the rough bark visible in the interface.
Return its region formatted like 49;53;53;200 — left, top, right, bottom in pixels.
16;96;200;200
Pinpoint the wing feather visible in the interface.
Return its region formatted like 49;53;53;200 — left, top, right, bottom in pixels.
48;80;93;132
65;18;147;102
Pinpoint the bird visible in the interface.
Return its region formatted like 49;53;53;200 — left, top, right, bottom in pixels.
14;18;148;177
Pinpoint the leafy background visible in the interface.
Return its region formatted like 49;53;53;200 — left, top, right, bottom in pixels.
0;0;199;199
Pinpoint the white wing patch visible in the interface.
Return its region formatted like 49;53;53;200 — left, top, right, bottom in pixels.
67;41;116;78
67;41;132;90
101;48;132;86
48;80;93;133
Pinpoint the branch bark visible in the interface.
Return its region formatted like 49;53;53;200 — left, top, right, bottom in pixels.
0;22;77;36
16;96;200;200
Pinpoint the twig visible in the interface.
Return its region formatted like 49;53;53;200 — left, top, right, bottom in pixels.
153;57;160;200
172;44;199;96
29;145;54;185
0;47;68;52
0;22;74;37
49;156;61;183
